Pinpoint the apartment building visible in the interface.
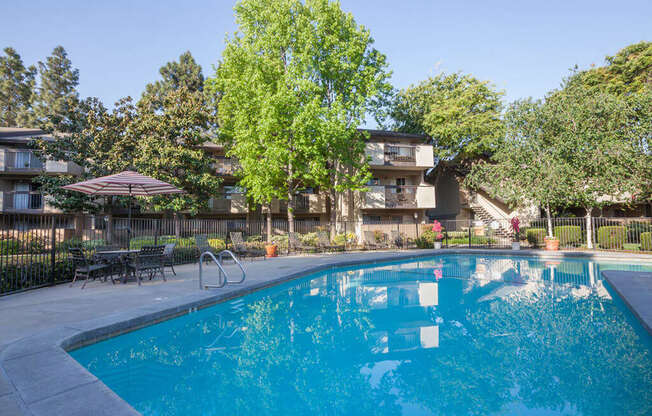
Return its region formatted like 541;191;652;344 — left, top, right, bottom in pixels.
355;130;435;224
0;127;436;231
0;127;81;213
200;130;436;229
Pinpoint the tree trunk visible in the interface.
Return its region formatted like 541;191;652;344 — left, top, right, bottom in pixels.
287;192;295;234
174;213;182;239
329;188;337;240
585;208;593;249
545;205;553;238
266;203;272;243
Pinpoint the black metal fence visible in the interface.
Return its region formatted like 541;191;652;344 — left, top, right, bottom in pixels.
1;213;651;295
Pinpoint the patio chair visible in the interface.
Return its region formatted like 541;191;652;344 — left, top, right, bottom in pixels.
127;245;166;285
229;232;265;259
195;234;215;263
69;247;110;289
163;243;177;276
317;231;344;252
363;231;388;250
288;232;316;253
390;230;405;249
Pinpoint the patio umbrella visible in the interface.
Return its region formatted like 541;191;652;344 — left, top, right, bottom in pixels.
62;171;184;247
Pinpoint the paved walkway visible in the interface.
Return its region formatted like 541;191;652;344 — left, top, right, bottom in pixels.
603;270;652;335
1;248;651;416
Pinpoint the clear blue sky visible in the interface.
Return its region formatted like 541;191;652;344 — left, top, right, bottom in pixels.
3;0;650;127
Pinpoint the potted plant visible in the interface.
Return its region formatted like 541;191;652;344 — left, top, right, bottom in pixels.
265;242;278;257
510;217;521;250
432;220;444;249
544;236;559;251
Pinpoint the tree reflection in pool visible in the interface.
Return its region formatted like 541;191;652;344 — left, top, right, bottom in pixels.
70;255;652;416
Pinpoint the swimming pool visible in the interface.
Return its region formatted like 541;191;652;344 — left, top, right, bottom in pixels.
71;254;652;416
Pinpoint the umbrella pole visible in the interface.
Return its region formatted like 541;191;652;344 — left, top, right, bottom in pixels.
128;184;132;250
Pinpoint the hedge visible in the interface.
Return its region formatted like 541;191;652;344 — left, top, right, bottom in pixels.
641;232;652;252
526;228;546;247
597;226;627;249
553;226;582;246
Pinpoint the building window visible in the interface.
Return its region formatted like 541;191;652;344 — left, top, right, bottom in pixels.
395;178;406;193
363;215;382;224
367;178;380;186
14;151;43;169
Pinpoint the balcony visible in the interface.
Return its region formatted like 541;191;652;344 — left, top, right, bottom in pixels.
207;193;248;214
364;185;436;209
0;150;81;175
213;157;239;176
365;143;434;169
294;193;326;213
1;191;44;212
385;185;417;208
384;146;416;165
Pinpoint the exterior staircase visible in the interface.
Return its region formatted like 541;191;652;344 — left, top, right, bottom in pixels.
470;205;513;238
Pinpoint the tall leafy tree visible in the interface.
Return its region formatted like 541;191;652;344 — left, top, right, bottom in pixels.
33;98;135;212
141;51;205;110
133;87;222;214
466;99;571;237
392;72;504;174
569;41;651;95
542;84;645;248
33;46;82;132
0;47;36;127
209;0;391;236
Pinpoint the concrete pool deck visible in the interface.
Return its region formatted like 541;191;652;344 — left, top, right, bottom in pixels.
1;248;651;416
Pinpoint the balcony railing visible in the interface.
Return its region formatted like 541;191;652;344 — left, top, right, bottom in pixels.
207;193;247;213
384;146;416;165
1;191;44;211
3;151;44;171
213;158;240;176
385;185;417;208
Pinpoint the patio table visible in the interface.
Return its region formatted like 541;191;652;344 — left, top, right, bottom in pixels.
95;250;139;283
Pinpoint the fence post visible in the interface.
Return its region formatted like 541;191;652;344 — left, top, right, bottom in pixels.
468;219;472;248
344;221;347;251
50;216;56;285
154;219;159;246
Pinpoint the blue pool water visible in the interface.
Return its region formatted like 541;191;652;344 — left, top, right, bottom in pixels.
71;255;652;416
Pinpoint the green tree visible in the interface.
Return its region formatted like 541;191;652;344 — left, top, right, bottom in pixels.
544;84;645;248
570;41;651;95
466;99;571;237
209;0;390;237
392;72;505;173
133;87;222;214
33;98;135;212
33;46;82;132
0;47;36;127
140;51;204;110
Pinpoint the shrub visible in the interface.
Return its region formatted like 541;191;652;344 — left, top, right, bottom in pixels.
449;236;494;245
207;238;226;251
417;229;436;247
627;221;652;242
526;228;546;247
446;231;467;239
641;232;652;252
597;226;627;249
271;234;288;249
300;232;319;246
334;232;356;245
0;238;22;255
553;226;582;246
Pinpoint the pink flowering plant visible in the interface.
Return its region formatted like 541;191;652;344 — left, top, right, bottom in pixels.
431;220;444;242
510;217;521;242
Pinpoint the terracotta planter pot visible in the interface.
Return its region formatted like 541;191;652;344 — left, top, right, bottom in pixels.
265;244;278;257
545;238;559;251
